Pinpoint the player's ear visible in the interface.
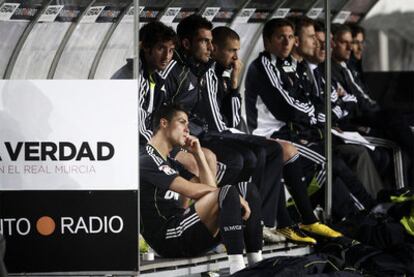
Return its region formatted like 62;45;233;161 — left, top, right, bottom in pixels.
295;36;299;47
160;118;168;129
182;38;191;51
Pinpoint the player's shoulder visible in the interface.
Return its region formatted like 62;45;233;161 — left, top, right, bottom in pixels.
140;145;164;167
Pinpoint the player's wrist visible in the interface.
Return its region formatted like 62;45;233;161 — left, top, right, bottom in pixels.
193;148;204;159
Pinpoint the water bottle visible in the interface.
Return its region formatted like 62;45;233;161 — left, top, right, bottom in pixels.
140;234;155;261
142;246;155;261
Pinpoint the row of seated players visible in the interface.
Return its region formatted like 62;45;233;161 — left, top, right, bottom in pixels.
112;15;413;275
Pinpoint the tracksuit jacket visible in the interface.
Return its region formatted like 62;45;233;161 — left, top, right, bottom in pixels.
111;54;169;144
164;50;232;135
245;51;320;141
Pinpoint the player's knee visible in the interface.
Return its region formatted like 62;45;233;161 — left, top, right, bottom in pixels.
195;189;221;223
359;147;370;159
202;147;217;174
203;147;217;165
219;185;240;209
246;183;262;207
244;151;258;171
177;152;199;176
216;153;244;185
227;154;245;175
207;189;221;214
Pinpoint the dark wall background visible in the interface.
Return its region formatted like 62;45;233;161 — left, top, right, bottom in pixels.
364;71;414;115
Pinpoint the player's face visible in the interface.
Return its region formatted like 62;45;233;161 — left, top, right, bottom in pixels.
352;32;365;60
167;111;190;146
212;38;240;68
191;28;213;63
146;40;175;71
267;26;295;59
333;31;352;62
314;31;326;63
297;25;316;59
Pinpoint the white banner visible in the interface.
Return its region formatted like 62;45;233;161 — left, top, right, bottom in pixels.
38;5;64;22
307;8;323;19
123;6;144;23
272;8;290;19
233;8;256;24
202;7;220;21
0;80;138;190
160;7;181;23
333;11;351;24
0;3;20;21
80;6;105;23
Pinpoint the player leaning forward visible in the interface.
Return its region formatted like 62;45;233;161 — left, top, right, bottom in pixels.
140;104;263;274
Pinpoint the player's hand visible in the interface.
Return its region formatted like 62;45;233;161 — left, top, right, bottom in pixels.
239;196;251;221
336;84;346;97
357;126;370;135
230;59;243;89
184;135;202;155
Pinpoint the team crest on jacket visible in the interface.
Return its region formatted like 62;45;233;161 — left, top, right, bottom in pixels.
283;65;295;73
158;164;177;175
188;82;195;91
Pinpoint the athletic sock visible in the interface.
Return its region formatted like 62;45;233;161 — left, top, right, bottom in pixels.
247;251;262;266
228;254;245;274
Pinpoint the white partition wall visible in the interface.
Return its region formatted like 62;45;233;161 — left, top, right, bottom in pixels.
10;22;71;79
239;38;264;119
232;23;261;62
94;20;134;79
54;22;112;79
0;22;28;78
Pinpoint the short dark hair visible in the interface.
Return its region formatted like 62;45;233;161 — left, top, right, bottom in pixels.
288;16;315;36
152;103;187;133
347;23;365;38
314;20;325;33
212;26;240;47
263;18;294;44
177;14;213;42
140;21;177;49
331;23;351;41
